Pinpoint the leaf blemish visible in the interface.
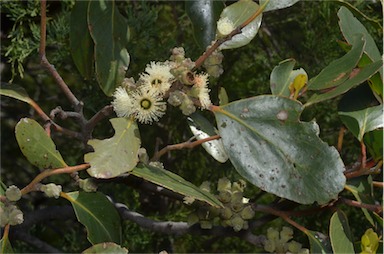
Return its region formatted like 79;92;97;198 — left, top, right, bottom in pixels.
276;110;288;121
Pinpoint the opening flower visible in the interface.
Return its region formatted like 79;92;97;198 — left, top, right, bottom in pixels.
139;61;174;94
130;86;167;124
193;73;212;109
111;87;134;118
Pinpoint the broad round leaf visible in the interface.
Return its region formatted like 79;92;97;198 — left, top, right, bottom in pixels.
15;118;67;169
85;118;141;179
62;191;122;245
213;95;346;204
218;0;262;50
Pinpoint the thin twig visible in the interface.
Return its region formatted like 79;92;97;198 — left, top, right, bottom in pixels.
21;163;90;195
151;135;221;161
39;0;81;110
338;197;383;214
337;126;345;152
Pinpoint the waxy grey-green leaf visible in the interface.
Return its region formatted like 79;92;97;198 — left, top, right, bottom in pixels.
88;0;130;96
15;118;67;169
214;95;346;204
305;59;382;107
85;118;141;179
270;58;296;97
218;0;262;50
0;83;32;104
63;191;122;245
308;34;365;90
260;0;299;12
306;230;331;254
186;0;224;49
339;105;383;141
70;0;94;80
330;210;355;254
188;112;228;163
131;164;222;208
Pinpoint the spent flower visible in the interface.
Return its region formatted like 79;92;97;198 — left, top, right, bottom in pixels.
140;61;174;94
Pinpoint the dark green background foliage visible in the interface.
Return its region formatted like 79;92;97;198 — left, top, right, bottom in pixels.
1;0;382;253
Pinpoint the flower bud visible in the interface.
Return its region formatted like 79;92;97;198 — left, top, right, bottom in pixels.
240;205;255;220
200;220;213;229
230;201;244;213
220;207;233;220
199;181;211;193
230;191;243;203
267;227;279;241
187;213;199;226
170;47;185;62
218;190;232;203
8;206;23;225
41;183;62;199
180;97;196;116
287;240;302;253
217;17;235;38
232;179;246;192
230;215;244;232
138;147;149;164
168;91;185;107
217;177;231;192
5;185;21;202
264;239;276;253
280;226;294;243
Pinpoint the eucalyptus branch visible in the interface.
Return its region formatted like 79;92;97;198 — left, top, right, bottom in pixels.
39;0;81;111
85;105;114;135
338;197;383;214
194;0;270;69
252;204;309;233
151;135;221;161
116;203;265;247
21;163;90;195
11;230;63;253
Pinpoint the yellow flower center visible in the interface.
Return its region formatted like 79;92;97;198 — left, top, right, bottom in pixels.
140;98;152;109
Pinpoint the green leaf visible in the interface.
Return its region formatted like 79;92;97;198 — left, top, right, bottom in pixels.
270;58;296;97
213;95;346;204
260;0;300;12
364;130;383;161
186;0;224;49
218;0;262;50
0;233;14;254
330;210;355;254
308;34;365;90
62;191;122;245
15;118;67;169
85;118;141;179
346;176;376;226
0;181;6;196
0;83;32;104
70;0;94;80
88;0;130;96
306;230;332;254
188;112;228;163
131;164;223;208
305;59;382;107
339;105;383;141
82;242;128;254
338;7;382;64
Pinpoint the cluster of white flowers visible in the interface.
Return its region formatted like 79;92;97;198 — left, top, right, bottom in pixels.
112;55;212;124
